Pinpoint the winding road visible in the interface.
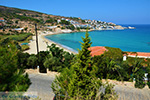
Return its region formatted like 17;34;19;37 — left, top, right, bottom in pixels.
25;73;150;100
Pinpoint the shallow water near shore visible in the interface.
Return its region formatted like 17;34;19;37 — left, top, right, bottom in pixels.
45;25;150;53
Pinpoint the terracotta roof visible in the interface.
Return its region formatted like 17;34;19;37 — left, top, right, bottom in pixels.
127;52;150;58
88;46;108;57
88;46;150;58
0;18;4;20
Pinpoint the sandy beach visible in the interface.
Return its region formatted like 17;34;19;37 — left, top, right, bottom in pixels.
24;31;77;54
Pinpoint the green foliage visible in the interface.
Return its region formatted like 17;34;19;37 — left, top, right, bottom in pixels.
48;43;64;59
63;51;75;68
93;55;123;81
99;83;118;100
24;27;28;32
69;17;80;21
81;20;85;23
27;54;38;69
52;31;117;99
119;61;131;81
8;33;32;41
0;25;3;29
17;51;30;69
147;66;150;88
127;57;150;67
44;44;75;72
6;19;13;24
77;27;80;31
134;69;146;89
15;20;19;24
66;25;75;30
38;51;49;73
0;32;4;35
44;56;62;71
0;40;31;91
61;27;65;29
147;81;150;89
131;58;146;89
59;20;70;25
14;14;41;23
104;47;123;62
21;45;30;51
93;49;149;88
46;18;57;23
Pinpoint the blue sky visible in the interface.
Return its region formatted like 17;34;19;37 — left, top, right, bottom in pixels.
0;0;150;24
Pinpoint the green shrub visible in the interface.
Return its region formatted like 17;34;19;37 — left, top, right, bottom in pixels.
147;82;150;88
104;47;123;62
8;33;32;41
38;51;49;73
59;20;70;25
21;45;29;50
0;32;4;35
44;43;75;72
147;72;150;88
27;55;38;69
0;41;31;91
134;69;146;89
17;51;30;69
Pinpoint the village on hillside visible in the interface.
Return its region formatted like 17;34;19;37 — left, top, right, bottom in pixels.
0;6;135;35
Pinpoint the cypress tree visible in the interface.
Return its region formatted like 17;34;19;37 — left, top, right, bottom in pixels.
52;31;101;99
52;31;118;100
67;31;101;99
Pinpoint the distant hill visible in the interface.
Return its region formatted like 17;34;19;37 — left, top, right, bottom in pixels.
0;5;43;16
0;5;82;23
0;5;89;34
0;5;121;34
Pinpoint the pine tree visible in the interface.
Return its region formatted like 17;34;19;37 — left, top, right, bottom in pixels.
52;31;118;99
66;31;101;99
51;32;117;100
0;39;31;91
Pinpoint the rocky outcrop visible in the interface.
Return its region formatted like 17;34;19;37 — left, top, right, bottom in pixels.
114;25;124;29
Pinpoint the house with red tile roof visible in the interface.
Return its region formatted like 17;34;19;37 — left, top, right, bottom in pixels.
88;46;108;57
89;46;150;59
127;52;150;58
0;18;4;22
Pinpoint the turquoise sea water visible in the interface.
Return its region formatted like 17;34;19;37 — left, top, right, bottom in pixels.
45;25;150;53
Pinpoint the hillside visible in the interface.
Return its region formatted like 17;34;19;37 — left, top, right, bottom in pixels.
0;5;123;34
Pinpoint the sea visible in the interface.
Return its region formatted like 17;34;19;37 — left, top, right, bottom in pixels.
45;25;150;53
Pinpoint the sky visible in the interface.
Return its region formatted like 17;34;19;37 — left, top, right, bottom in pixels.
0;0;150;24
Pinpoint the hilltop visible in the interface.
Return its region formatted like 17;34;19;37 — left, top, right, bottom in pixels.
0;5;124;35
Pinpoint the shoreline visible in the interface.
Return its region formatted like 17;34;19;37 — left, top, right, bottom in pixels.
24;30;81;54
24;27;128;55
37;29;95;54
41;33;78;54
25;29;150;58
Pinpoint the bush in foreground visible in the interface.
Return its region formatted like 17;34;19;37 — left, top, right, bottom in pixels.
0;40;31;91
44;44;74;72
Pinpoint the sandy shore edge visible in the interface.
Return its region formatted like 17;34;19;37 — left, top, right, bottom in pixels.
24;31;79;54
41;32;78;54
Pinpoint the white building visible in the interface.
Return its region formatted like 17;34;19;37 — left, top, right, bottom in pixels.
123;54;127;61
14;28;24;31
65;19;70;21
57;19;61;23
61;18;65;20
